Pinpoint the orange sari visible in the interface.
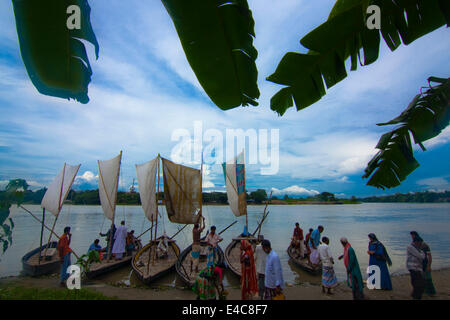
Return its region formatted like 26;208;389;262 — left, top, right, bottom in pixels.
240;240;258;300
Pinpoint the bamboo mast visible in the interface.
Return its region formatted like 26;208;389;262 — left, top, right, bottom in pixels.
106;151;122;261
38;208;45;264
243;149;248;237
43;163;66;258
152;154;160;265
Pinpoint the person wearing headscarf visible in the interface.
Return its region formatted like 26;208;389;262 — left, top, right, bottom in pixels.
193;264;222;300
318;236;338;294
254;241;268;299
240;240;258;300
413;232;436;296
339;237;364;300
407;231;426;299
367;233;392;290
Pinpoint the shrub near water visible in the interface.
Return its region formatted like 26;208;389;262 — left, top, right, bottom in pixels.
0;286;116;300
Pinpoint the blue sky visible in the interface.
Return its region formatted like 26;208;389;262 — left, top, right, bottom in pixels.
0;0;449;198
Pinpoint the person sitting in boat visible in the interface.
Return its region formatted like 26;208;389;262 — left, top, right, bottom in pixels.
126;230;141;256
88;239;103;261
205;226;223;263
156;232;169;259
291;222;304;259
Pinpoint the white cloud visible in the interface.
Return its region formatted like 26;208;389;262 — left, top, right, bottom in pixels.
417;177;450;191
271;185;319;196
75;171;98;184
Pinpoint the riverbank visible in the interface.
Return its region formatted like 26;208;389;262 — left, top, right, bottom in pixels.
1;268;449;300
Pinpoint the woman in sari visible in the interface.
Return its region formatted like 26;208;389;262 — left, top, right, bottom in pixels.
367;233;392;290
339;237;364;300
192;265;221;300
240;240;258;300
411;231;436;295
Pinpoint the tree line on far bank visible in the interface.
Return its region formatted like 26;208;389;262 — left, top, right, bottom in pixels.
1;188;448;205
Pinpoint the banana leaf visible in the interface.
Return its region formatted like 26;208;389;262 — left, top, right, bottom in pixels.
12;0;99;104
161;0;259;110
268;0;448;115
363;77;450;189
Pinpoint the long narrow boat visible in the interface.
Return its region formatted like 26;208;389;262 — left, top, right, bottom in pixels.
175;236;224;287
86;242;142;279
85;152;140;278
224;236;259;277
132;236;180;285
286;243;321;274
21;163;80;277
22;241;59;277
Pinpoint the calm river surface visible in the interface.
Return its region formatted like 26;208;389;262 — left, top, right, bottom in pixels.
1;203;449;287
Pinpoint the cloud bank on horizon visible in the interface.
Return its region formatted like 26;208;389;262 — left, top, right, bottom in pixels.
0;0;449;197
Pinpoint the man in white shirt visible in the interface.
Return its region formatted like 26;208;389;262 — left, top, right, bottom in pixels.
262;240;284;300
318;236;338;294
254;242;268;299
205;226;223;264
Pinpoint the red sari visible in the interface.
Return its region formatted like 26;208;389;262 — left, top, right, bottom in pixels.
240;240;258;300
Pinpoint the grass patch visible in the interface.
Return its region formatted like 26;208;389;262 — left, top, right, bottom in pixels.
0;285;116;300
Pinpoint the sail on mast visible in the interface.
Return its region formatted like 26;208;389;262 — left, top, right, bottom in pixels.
161;157;201;224
41;163;81;216
98;152;122;221
222;150;247;217
136;156;159;222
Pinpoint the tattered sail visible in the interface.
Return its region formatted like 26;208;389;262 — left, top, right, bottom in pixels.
136;157;158;222
41;163;81;216
161;157;201;224
223;151;247;217
98;152;122;221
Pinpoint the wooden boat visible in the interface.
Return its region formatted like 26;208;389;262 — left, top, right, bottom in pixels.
22;162;81;277
86;241;142;279
175;237;225;287
287;243;321;274
224;236;259;277
132;236;180;285
21;241;59;277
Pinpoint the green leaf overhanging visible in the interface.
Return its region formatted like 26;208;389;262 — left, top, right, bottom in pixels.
12;0;99;104
161;0;260;110
363;77;450;189
267;0;448;116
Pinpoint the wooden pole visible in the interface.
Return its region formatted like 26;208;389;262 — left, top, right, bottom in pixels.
43;163;66;258
152;154;161;265
169;224;188;240
38;208;45;264
218;221;237;235
254;191;272;237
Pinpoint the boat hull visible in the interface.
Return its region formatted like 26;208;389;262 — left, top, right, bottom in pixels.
132;238;181;285
287;244;321;274
224;236;260;278
175;238;225;287
22;241;59;277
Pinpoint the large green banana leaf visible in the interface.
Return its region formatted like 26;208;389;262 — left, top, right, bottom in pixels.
161;0;259;110
12;0;99;104
363;77;450;189
268;0;449;116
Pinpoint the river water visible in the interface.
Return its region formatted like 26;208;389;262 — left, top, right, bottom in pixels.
1;203;449;288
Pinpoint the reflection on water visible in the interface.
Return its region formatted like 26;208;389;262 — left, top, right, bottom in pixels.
1;203;449;288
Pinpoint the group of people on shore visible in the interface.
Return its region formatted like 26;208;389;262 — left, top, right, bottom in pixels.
57;221;141;286
290;222;436;300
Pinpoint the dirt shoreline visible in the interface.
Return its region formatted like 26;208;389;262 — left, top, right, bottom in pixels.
1;267;449;300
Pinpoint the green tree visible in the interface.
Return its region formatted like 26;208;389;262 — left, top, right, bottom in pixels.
250;189;267;204
0;179;28;258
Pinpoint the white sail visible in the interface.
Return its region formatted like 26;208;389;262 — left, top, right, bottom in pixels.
41;163;81;216
161;157;201;224
223;151;247;217
136;156;158;222
98;152;122;221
